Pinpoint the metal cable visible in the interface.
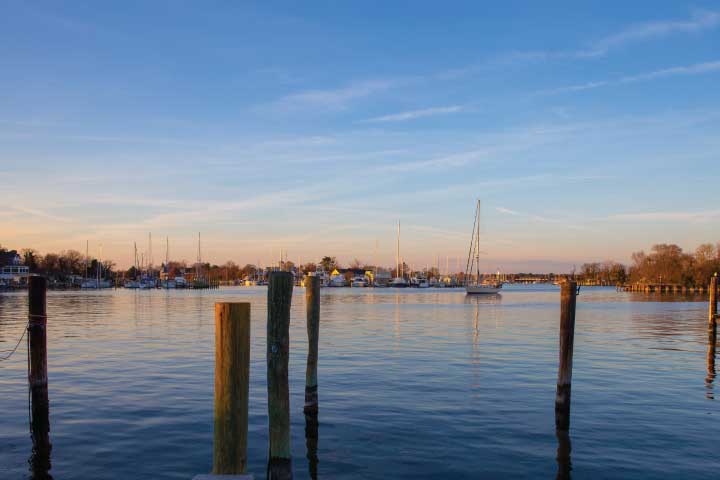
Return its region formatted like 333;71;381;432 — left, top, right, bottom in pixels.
0;322;29;361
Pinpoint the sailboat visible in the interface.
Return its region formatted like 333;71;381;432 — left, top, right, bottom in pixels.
193;232;209;289
390;220;408;287
465;200;502;295
124;243;140;288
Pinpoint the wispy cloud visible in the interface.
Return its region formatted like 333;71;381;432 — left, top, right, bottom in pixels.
607;210;720;222
362;105;465;123
621;60;720;82
376;148;493;173
11;206;72;223
436;10;720;78
496;207;521;216
590;10;720;54
540;60;720;95
264;79;397;112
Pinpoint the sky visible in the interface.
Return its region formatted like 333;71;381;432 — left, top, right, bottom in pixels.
1;1;720;272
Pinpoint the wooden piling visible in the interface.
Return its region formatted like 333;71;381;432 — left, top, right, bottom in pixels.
267;271;294;480
555;280;577;431
213;302;251;475
707;331;716;398
28;275;51;474
555;429;572;480
304;410;319;480
304;275;320;413
709;274;718;334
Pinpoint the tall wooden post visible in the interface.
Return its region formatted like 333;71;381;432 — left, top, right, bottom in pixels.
555;429;572;480
267;271;293;480
709;274;718;334
28;275;51;474
304;275;320;413
304;410;319;480
707;333;717;400
213;302;251;475
555;280;577;431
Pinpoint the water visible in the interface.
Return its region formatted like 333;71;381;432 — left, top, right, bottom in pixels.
1;285;718;479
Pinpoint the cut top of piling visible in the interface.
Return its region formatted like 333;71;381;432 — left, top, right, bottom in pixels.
29;275;48;318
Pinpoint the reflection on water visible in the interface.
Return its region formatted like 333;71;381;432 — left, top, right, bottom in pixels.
304;410;318;480
555;429;572;480
29;420;52;480
707;333;716;400
0;285;717;479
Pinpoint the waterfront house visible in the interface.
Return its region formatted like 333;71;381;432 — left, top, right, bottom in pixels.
0;250;29;286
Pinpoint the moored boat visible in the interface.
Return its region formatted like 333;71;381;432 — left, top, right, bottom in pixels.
465;200;502;295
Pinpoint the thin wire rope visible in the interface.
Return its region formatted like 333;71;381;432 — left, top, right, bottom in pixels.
465;201;479;284
0;321;29;361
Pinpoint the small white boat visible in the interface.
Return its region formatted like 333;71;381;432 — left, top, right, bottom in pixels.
465;200;502;295
390;277;408;288
329;275;347;287
466;284;502;294
351;276;368;287
81;279;112;289
124;280;140;289
312;268;331;287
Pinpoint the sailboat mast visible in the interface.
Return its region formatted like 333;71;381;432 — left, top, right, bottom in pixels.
476;200;481;282
97;243;101;287
374;238;378;279
196;232;201;279
397;220;401;278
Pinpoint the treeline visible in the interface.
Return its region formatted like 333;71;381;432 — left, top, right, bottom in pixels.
580;243;720;287
628;243;720;286
161;261;259;281
579;261;627;285
6;243;720;286
13;247;116;280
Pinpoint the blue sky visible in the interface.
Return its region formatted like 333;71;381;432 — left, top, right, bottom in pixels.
2;1;719;271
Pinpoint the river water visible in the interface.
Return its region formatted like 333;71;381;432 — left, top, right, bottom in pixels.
0;285;718;479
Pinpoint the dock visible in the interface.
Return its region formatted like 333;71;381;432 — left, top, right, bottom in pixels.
620;283;706;294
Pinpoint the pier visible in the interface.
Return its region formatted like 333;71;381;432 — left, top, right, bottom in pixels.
620;283;707;294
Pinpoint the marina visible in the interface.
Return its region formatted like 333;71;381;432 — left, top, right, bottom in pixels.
1;283;718;479
2;3;720;478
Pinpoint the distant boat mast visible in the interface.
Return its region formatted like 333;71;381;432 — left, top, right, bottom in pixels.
396;220;401;278
196;232;202;279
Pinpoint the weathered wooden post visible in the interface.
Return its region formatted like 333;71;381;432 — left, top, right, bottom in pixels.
267;271;293;480
304;275;320;413
555;279;577;431
304;410;319;480
28;275;52;475
555;429;572;480
709;274;718;334
213;302;251;475
707;333;716;399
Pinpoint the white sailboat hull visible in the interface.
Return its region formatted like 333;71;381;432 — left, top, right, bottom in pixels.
466;285;502;295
